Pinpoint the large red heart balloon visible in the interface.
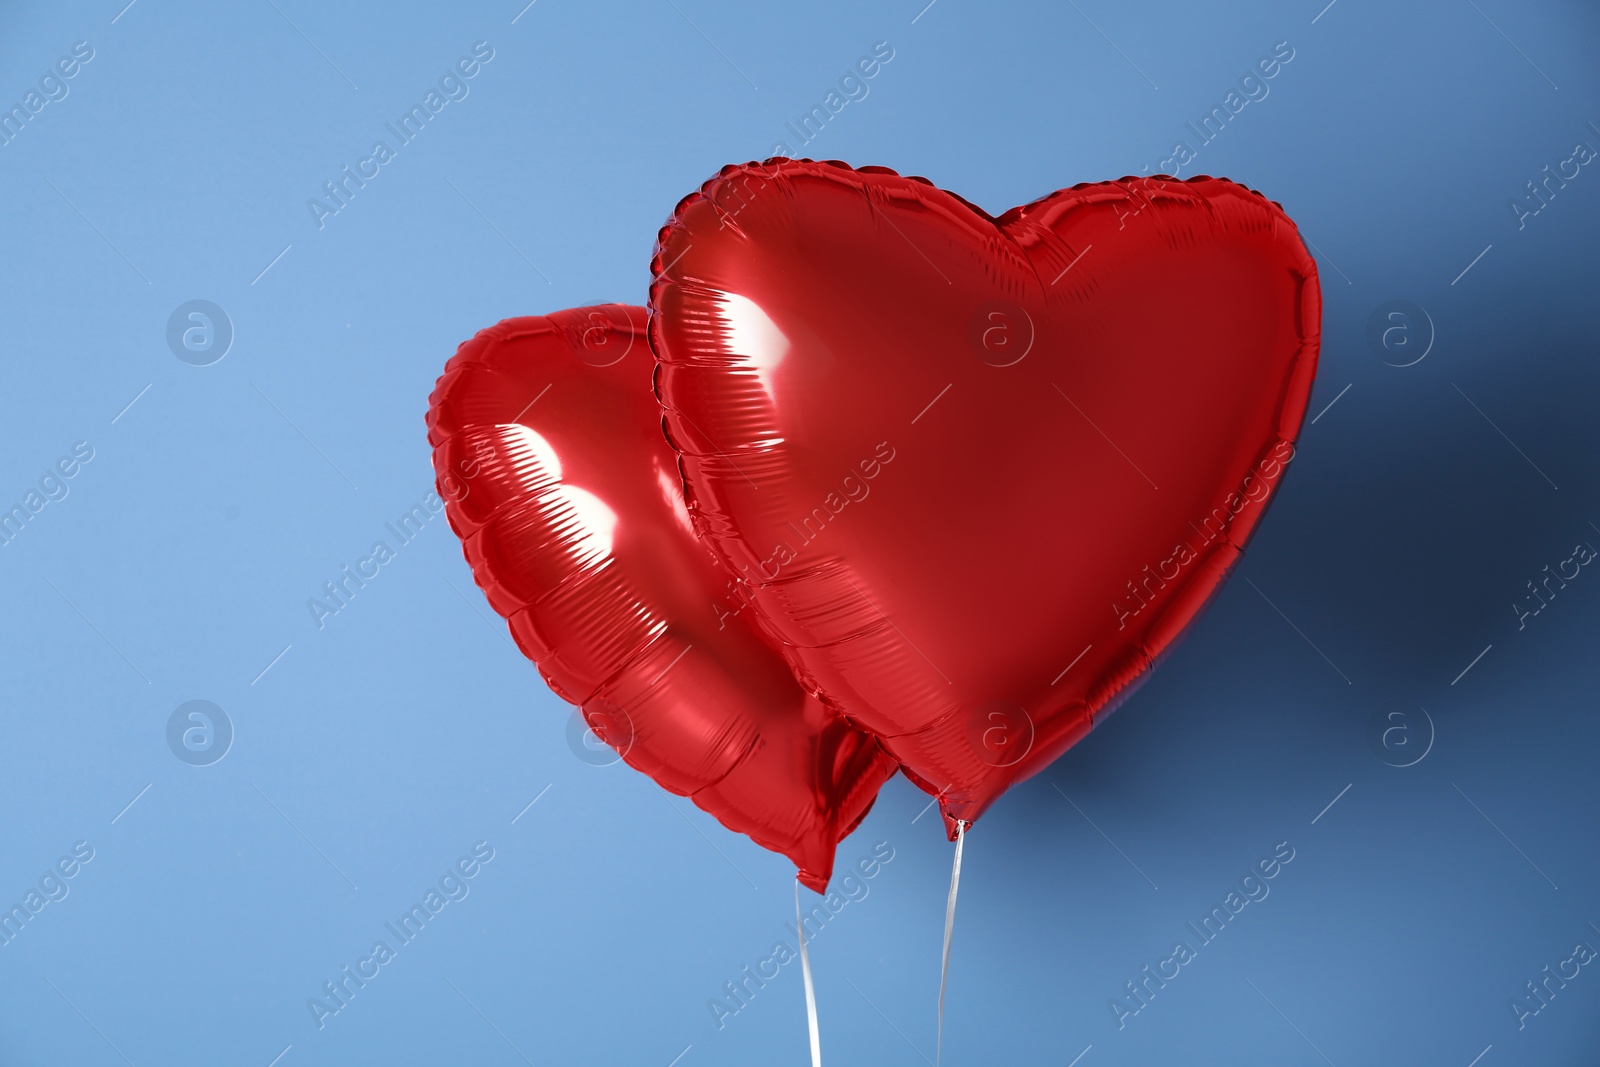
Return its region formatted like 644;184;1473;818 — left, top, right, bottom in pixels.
427;306;896;889
650;161;1320;835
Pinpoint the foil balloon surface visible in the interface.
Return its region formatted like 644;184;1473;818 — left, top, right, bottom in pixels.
427;305;896;890
649;160;1321;835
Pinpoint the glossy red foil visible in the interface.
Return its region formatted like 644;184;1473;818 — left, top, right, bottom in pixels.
649;161;1321;836
427;306;896;890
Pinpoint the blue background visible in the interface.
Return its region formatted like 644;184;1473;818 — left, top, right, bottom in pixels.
2;0;1598;1064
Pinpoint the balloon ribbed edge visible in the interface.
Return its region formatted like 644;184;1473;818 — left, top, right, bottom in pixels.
646;158;1317;355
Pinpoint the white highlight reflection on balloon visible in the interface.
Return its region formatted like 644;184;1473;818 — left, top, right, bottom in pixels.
499;424;617;561
714;291;789;399
557;485;618;562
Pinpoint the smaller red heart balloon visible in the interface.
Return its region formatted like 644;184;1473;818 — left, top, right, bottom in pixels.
427;306;896;890
650;160;1320;835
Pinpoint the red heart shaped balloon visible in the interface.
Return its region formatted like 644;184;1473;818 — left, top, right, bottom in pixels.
428;305;896;889
650;161;1320;834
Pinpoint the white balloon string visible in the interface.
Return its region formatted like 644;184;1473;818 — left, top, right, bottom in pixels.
937;819;966;1067
796;879;822;1067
